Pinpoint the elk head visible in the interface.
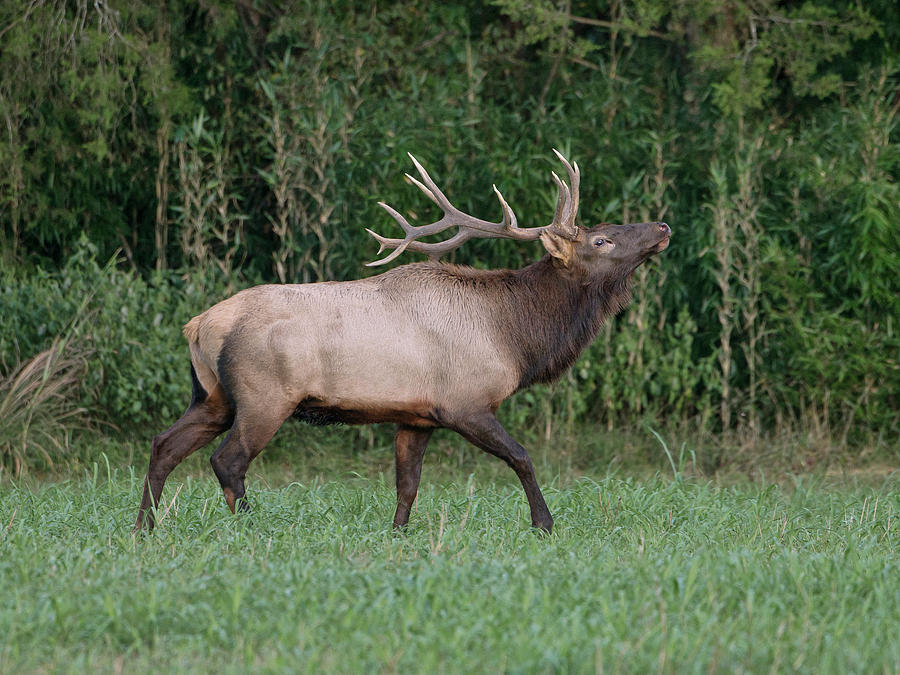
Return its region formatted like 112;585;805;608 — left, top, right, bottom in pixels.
540;221;671;283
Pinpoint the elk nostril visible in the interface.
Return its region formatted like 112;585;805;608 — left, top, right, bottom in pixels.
658;223;670;234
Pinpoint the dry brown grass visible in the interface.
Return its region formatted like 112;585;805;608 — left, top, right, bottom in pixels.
0;335;92;474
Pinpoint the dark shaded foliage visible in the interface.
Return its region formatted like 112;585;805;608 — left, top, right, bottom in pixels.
0;0;896;454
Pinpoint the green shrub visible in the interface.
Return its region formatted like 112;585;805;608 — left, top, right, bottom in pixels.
0;238;227;433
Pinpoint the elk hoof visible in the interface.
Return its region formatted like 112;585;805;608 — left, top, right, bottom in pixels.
533;518;554;535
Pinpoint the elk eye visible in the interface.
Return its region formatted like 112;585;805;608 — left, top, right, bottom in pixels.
594;238;606;247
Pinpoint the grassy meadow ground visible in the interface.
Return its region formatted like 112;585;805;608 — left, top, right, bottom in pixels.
0;426;898;673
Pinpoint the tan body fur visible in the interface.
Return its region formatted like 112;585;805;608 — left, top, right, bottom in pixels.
185;265;521;428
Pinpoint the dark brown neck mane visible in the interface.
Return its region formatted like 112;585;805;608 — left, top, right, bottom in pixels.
500;255;634;388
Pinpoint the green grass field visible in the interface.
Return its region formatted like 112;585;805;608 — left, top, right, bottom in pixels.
1;446;898;674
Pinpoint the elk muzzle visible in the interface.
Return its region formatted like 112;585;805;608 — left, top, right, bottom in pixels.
654;222;671;252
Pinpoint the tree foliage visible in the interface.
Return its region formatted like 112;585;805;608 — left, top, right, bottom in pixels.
0;0;896;451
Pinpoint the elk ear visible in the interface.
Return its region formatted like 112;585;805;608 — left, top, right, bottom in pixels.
540;230;575;267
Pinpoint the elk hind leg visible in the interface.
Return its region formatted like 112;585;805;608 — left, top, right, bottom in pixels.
134;383;233;532
392;426;434;530
209;405;292;514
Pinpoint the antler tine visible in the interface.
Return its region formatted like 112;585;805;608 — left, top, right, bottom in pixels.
492;185;519;232
364;228;412;266
404;173;437;206
376;201;415;235
549;149;580;239
406;153;449;209
550;171;570;228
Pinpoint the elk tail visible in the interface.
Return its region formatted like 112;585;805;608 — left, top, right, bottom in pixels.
183;315;202;343
183;314;217;407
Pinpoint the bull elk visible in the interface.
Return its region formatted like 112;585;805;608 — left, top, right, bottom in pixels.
133;150;670;534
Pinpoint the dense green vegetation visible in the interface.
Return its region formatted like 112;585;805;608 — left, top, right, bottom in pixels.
1;460;897;672
1;1;898;473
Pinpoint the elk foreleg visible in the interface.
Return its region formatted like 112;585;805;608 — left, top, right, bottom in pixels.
451;412;553;533
392;426;434;530
134;385;233;532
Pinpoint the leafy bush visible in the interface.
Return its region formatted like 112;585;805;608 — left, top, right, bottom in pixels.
0;238;226;434
0;1;897;461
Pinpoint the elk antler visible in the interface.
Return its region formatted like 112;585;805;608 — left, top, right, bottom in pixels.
365;149;581;266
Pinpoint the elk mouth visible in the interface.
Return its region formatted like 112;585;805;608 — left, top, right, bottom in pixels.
652;223;671;253
638;236;670;259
